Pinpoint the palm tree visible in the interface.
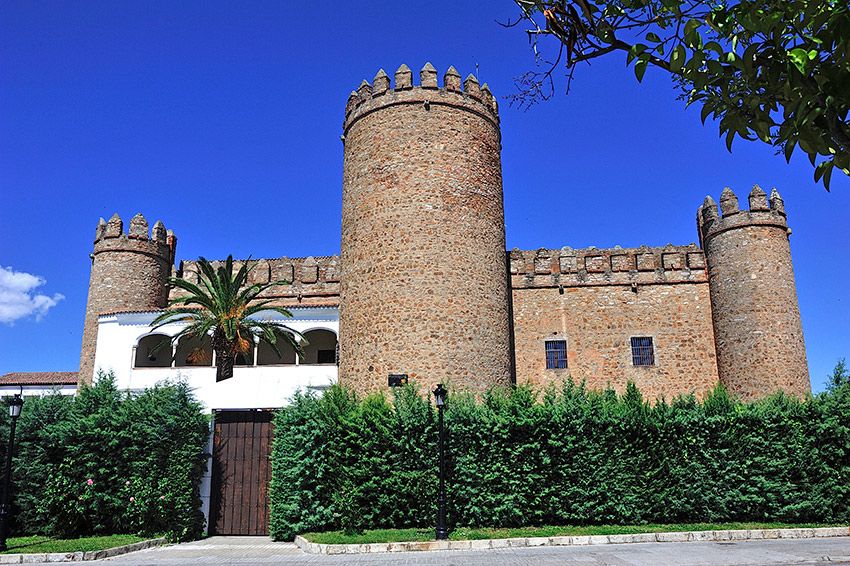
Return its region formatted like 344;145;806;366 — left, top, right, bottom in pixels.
151;255;305;382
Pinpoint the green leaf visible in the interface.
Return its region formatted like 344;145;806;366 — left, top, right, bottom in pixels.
783;139;797;162
742;43;759;74
704;41;723;56
627;43;648;65
788;48;809;74
646;32;661;43
725;128;736;152
700;103;713;124
634;60;648;82
670;45;686;73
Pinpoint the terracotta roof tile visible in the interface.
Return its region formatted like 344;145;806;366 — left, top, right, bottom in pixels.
0;372;78;386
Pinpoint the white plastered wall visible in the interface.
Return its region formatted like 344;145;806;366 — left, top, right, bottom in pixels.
92;306;339;532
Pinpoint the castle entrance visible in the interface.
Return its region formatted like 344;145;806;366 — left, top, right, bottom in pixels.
209;410;274;535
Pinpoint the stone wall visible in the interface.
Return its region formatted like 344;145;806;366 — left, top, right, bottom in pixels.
699;187;810;399
338;64;512;394
510;245;719;399
79;214;173;384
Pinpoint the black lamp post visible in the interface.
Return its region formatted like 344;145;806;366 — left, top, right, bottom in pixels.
0;394;23;552
433;384;448;541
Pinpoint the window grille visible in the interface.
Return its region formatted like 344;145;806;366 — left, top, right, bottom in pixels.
631;336;655;366
545;340;568;369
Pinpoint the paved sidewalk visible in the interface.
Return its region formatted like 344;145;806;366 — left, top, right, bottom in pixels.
67;535;850;565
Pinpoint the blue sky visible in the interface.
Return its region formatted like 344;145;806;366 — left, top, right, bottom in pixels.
1;1;847;391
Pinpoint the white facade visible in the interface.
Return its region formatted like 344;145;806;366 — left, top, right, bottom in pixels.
92;305;339;531
92;306;339;411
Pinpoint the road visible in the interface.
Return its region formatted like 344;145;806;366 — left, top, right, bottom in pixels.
74;536;850;565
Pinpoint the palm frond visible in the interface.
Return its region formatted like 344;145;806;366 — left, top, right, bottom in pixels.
243;302;294;319
153;253;326;381
151;307;207;330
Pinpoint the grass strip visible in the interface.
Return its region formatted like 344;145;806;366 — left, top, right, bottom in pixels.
0;534;148;554
302;522;839;545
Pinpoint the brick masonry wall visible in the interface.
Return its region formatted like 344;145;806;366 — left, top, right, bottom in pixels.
338;65;512;394
700;187;810;400
172;256;340;308
510;245;719;400
79;215;172;383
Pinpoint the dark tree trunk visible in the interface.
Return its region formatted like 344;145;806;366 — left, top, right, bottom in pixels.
216;350;235;382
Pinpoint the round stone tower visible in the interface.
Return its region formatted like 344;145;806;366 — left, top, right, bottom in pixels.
698;186;810;400
338;63;512;393
79;213;175;384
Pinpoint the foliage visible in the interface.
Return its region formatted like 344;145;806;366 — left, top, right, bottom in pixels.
828;358;849;390
152;255;304;382
510;0;850;189
0;373;209;541
269;380;850;540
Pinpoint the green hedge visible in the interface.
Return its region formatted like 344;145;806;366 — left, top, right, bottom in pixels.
269;381;850;540
0;373;209;541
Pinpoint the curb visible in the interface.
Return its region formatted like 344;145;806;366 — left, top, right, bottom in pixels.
0;537;167;564
294;527;850;555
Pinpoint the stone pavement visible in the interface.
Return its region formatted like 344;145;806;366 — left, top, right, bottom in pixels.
60;535;850;565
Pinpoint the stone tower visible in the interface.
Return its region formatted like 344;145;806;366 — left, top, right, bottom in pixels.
698;186;810;400
338;63;513;393
79;213;175;384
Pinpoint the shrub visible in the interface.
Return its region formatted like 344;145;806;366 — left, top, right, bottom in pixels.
269;380;850;540
0;372;209;541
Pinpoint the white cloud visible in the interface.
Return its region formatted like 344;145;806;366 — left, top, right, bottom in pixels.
0;266;65;324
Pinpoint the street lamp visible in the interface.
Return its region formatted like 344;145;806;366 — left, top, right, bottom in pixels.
433;384;448;541
0;394;23;552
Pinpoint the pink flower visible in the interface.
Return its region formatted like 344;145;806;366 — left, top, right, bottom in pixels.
125;480;131;486
159;496;165;501
129;496;135;502
86;479;93;486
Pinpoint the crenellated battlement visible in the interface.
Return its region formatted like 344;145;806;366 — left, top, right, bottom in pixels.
81;212;175;383
92;213;176;264
697;185;788;246
510;244;707;289
342;63;499;134
172;255;341;307
698;184;808;399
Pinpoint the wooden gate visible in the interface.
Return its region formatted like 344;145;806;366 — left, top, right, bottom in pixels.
210;410;274;535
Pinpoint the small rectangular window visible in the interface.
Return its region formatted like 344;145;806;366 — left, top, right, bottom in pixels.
545;340;568;369
631;336;655;366
317;349;336;364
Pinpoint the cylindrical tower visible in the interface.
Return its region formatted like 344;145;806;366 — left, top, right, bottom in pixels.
79;213;175;384
698;186;810;400
338;63;512;393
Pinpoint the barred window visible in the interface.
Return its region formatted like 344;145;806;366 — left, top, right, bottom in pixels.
545;340;568;369
631;336;655;366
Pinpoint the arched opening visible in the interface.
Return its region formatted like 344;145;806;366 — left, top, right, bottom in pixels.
256;329;298;365
175;334;213;367
134;334;173;368
300;329;338;365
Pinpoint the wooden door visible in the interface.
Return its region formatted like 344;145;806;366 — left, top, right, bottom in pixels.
210;410;274;535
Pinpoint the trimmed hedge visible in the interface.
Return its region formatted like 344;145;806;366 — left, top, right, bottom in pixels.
0;373;209;541
269;381;850;540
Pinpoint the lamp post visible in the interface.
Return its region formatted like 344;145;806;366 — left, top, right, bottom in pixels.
0;394;23;552
433;384;448;541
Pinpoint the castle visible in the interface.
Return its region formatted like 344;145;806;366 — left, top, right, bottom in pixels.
73;62;810;535
79;62;810;403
